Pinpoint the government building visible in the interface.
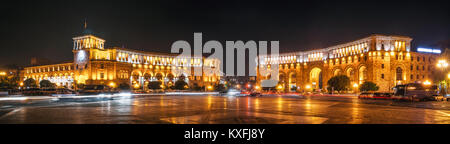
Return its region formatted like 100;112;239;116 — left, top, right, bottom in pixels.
21;29;221;89
257;34;441;92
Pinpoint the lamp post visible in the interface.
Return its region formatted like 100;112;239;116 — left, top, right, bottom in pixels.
353;83;359;96
437;60;448;69
437;59;449;96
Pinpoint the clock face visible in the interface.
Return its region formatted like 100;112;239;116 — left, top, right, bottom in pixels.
77;50;87;62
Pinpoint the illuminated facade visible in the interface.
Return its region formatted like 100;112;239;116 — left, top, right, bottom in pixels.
257;34;440;92
22;32;221;89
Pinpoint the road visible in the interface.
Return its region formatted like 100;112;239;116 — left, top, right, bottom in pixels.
1;94;450;124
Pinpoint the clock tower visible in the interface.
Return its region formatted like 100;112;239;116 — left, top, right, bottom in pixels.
72;22;105;84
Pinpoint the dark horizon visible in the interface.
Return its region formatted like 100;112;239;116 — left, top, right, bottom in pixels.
1;0;449;67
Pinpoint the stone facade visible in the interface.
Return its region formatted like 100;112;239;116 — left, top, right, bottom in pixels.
22;33;221;89
257;35;440;92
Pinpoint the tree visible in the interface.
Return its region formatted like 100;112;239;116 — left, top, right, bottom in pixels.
174;79;188;90
0;75;19;90
148;81;162;90
23;78;37;88
327;75;350;93
359;81;379;92
39;80;55;88
167;74;174;81
0;77;9;90
191;83;202;91
215;84;227;92
76;83;85;89
118;83;130;90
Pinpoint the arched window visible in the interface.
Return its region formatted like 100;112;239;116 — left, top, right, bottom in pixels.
347;69;355;82
279;74;285;83
359;66;367;84
144;73;151;81
396;67;402;80
155;73;163;81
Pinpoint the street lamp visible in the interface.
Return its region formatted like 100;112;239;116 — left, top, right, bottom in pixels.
353;83;359;95
277;85;283;90
109;82;116;88
207;85;213;91
423;80;431;85
134;83;141;89
305;85;311;89
437;60;448;68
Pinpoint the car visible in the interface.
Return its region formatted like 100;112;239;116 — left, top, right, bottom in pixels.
359;92;392;100
434;96;448;101
239;90;251;96
250;92;261;97
392;83;439;101
372;92;392;99
79;85;117;95
222;89;246;96
56;88;75;94
358;92;375;99
22;88;43;96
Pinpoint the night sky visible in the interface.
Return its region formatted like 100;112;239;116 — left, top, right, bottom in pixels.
1;0;449;66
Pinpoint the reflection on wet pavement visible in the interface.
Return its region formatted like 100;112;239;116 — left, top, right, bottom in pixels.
161;112;327;124
0;95;450;124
